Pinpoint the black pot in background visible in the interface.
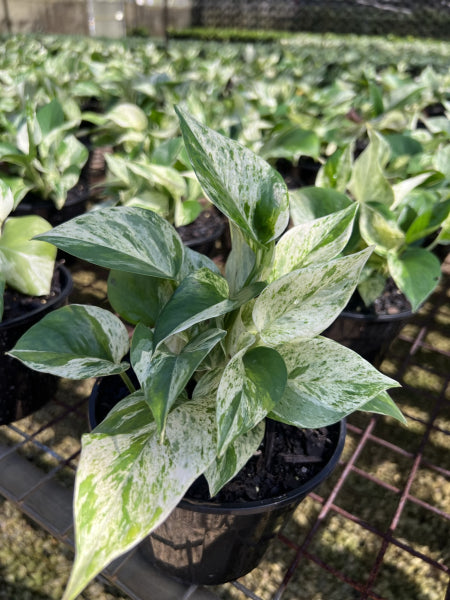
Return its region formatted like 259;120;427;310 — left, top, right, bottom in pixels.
176;207;226;257
323;308;412;367
88;376;346;586
13;179;89;227
0;265;73;425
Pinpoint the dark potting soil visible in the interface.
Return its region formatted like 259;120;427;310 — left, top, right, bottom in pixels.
186;421;339;504
346;277;412;317
2;267;62;323
176;206;225;246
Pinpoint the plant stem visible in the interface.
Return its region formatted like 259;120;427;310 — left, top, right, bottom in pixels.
264;418;277;471
120;371;136;394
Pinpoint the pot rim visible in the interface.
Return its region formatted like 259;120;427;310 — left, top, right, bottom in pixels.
341;308;413;323
0;264;73;331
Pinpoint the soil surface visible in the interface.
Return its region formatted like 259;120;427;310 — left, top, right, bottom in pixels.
2;267;63;323
176;205;225;247
346;277;412;316
186;421;339;504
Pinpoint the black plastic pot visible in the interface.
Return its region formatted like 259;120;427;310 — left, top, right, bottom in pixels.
88;376;346;585
0;265;73;425
323;308;412;367
13;179;89;227
176;207;226;256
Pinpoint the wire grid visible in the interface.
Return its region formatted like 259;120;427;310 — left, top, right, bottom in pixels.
0;256;449;600
190;0;450;40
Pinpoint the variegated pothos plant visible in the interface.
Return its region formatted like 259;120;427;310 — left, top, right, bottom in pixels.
9;108;403;600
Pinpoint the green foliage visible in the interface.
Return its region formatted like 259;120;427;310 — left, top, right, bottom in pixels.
0;181;56;321
10;110;402;599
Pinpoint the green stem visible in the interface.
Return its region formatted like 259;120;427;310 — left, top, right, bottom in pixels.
120;371;136;394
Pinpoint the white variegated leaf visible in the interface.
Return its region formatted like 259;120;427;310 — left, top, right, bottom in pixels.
9;305;130;379
35;207;184;280
62;393;217;600
176;106;289;246
216;346;287;455
204;421;265;497
269;204;358;281
253;248;373;345
270;336;400;428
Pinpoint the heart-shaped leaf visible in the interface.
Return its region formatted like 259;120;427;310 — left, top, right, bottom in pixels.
388;248;441;311
9;304;130;379
0;215;56;296
270;337;400;428
176;106;289;246
153;267;264;348
253;248;373;345
36;207;184;279
269;204;358;280
62;393;217;600
216;346;287;455
134;327;226;436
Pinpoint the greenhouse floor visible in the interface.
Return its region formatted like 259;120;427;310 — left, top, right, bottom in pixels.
0;255;449;600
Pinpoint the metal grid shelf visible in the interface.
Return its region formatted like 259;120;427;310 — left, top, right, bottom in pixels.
1;257;449;600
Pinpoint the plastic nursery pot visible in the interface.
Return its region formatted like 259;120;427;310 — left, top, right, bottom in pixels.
13;179;90;227
0;264;73;425
176;207;226;257
88;376;346;586
323;307;412;367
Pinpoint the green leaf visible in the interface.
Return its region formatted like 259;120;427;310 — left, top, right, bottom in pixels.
216;346;287;455
9;304;130;379
225;222;256;295
136;328;226;436
36;207;184;279
388;248;441;312
0;215;56;296
107;270;174;327
36;99;65;138
253;248;373;345
175;106;289;246
259;124;320;161
270;337;400;428
391;172;435;211
0;181;14;228
204;421;265;497
130;322;154;383
289;187;352;225
360;391;406;424
153;267;264;348
315;144;353;193
359;203;405;254
269;204;358;280
106;103;148;130
348;130;394;206
151;137;182;166
62;393;217;600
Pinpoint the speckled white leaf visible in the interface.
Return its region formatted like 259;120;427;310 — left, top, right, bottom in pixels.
176;106;289;246
9;304;130;379
0;215;56;296
0;181;14;228
269;204;358;281
253;248;373;345
270;336;400;428
204;421;265;497
153;267;264;348
360;391;406;424
106;103;148;130
216;346;287;455
35;207;184;279
348;129;394;206
135;327;226;435
62;393;217;600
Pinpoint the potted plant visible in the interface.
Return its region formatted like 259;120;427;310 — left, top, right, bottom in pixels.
9;108;403;599
0;98;89;224
0;181;72;424
291;128;450;364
